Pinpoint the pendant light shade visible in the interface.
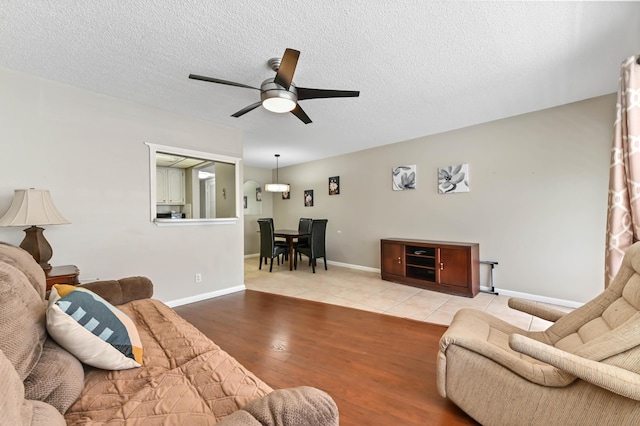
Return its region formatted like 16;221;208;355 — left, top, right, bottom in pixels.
264;154;290;193
264;183;290;192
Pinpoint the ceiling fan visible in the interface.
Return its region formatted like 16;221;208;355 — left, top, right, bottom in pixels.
188;48;360;124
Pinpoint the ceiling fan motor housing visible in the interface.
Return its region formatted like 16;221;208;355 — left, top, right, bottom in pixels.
260;79;298;113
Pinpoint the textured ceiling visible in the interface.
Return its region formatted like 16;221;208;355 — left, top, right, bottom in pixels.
1;1;639;168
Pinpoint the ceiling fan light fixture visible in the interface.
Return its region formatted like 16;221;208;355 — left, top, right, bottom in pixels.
262;97;296;113
260;79;297;113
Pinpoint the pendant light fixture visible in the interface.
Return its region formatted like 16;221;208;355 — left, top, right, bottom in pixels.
264;154;290;192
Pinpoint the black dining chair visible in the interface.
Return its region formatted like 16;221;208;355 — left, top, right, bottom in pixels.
259;217;288;259
257;218;288;272
294;219;328;273
294;218;313;261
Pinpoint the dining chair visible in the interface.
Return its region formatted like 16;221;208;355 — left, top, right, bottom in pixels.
257;218;288;272
294;218;313;261
259;217;288;259
294;219;328;273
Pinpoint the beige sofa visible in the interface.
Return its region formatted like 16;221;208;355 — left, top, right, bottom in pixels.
0;243;338;425
437;242;640;425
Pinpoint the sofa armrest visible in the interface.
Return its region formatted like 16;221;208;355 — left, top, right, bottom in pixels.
509;334;640;401
216;410;262;426
218;386;338;426
508;297;567;322
78;276;153;306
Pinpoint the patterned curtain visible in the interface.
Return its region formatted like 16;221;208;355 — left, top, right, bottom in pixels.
605;55;640;287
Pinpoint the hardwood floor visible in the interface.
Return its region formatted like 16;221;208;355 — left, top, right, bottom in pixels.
173;290;478;426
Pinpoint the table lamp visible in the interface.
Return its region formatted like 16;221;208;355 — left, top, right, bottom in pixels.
0;188;70;270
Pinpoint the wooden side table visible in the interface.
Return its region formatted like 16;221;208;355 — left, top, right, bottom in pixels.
45;265;80;291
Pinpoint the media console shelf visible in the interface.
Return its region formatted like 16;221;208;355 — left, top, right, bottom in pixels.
381;238;479;297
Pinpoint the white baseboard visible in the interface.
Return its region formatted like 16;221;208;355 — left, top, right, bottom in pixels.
164;285;246;308
326;263;582;308
494;288;583;309
326;260;380;273
244;253;380;273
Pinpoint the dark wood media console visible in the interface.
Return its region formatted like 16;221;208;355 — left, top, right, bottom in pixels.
381;238;479;297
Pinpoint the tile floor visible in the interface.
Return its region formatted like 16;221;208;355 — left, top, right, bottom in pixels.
244;257;573;332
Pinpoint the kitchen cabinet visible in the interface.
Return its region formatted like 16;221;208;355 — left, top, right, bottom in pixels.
157;167;185;205
380;238;479;297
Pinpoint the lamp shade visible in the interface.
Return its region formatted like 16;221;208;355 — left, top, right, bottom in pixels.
0;189;70;226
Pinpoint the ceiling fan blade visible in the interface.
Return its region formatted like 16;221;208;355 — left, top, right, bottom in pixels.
291;104;312;124
273;48;300;90
189;74;259;90
231;102;262;118
297;87;360;101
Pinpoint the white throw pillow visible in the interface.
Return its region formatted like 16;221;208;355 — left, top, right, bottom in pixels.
46;285;143;370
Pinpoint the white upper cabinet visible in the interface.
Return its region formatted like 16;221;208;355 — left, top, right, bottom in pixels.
157;167;185;205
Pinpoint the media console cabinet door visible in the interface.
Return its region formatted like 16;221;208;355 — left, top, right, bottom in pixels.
381;241;405;277
439;248;469;288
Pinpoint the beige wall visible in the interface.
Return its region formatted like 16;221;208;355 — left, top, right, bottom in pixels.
214;162;237;218
273;95;615;304
243;166;274;255
0;67;244;303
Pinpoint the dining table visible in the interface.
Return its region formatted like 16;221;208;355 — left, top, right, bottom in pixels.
274;229;309;271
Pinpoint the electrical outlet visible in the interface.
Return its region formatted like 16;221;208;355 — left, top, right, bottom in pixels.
195;273;202;283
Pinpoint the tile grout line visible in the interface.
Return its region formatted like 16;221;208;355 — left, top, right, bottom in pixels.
378;292;423;314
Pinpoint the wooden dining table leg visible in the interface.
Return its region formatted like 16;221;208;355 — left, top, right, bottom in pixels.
288;236;296;271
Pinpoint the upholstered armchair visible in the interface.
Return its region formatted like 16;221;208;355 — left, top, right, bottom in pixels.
437;242;640;425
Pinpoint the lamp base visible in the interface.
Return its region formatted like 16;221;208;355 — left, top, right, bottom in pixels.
20;225;53;271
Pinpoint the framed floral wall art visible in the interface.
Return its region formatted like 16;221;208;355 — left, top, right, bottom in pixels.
304;190;314;207
329;176;340;195
438;164;469;193
392;165;416;190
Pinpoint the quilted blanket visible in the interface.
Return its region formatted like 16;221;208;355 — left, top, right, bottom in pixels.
64;299;273;425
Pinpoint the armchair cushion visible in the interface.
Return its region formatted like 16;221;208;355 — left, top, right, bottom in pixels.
0;260;47;380
1;246;84;415
0;347;66;426
0;242;47;298
217;386;338;426
240;386;339;426
23;337;84;414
